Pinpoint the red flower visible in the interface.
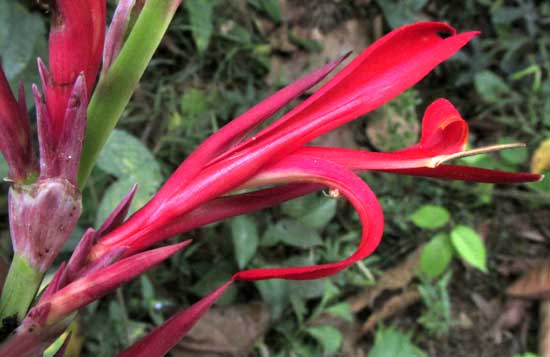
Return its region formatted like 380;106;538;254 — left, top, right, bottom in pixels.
4;22;540;356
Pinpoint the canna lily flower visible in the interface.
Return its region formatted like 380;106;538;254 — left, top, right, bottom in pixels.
1;22;541;356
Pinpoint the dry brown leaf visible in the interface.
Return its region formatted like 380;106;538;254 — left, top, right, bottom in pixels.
361;287;421;334
171;303;270;357
507;262;550;300
348;246;422;313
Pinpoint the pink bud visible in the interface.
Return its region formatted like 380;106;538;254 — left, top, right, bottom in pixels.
8;178;81;272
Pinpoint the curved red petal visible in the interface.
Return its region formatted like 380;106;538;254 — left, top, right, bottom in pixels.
216;23;477;165
298;98;469;170
233;153;384;280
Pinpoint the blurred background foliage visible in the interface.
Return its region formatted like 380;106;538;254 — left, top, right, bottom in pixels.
1;0;550;356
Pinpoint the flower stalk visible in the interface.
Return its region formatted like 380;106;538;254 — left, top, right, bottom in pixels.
78;0;182;187
0;254;43;323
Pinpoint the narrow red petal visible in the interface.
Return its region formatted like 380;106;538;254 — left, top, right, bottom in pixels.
39;240;190;325
96;184;138;238
153;55;347;206
215;23;477;166
97;184;320;258
117;281;233;357
382;164;542;183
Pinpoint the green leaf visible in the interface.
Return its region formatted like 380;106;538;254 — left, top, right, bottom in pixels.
498;138;528;165
420;233;454;279
450;225;487;273
306;326;343;354
79;0;183;186
409;205;450;230
528;169;550;192
326;302;354;322
255;279;288;319
262;219;323;248
191;262;237;306
0;1;46;81
0;155;8;179
97;130;161;179
375;0;428;29
96;130;163;226
248;0;282;24
180;88;208;118
281;195;337;230
230;216;259;269
369;326;426;357
474;70;512;104
95;176;160;227
185;0;216;54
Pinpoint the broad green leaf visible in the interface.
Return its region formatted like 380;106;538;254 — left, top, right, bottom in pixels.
255;279;288;319
326;302;354;321
95;176;160;226
96;130;163;225
287;279;326;299
282;195;337;230
97;130;161;179
262;219;323;248
420;233;454;279
306;326;343;354
474;70;512;104
185;0;216;54
450;225;487;273
498;138;528;165
0;1;46;81
283;256;325;299
369;326;426;357
409;204;450;230
229;215;259;269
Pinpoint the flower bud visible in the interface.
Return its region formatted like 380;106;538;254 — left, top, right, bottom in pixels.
8;178;81;272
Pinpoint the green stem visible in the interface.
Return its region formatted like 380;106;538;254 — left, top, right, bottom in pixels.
0;254;44;323
77;0;182;188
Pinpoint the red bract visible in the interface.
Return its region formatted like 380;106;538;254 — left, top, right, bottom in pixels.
0;65;36;182
45;0;105;140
